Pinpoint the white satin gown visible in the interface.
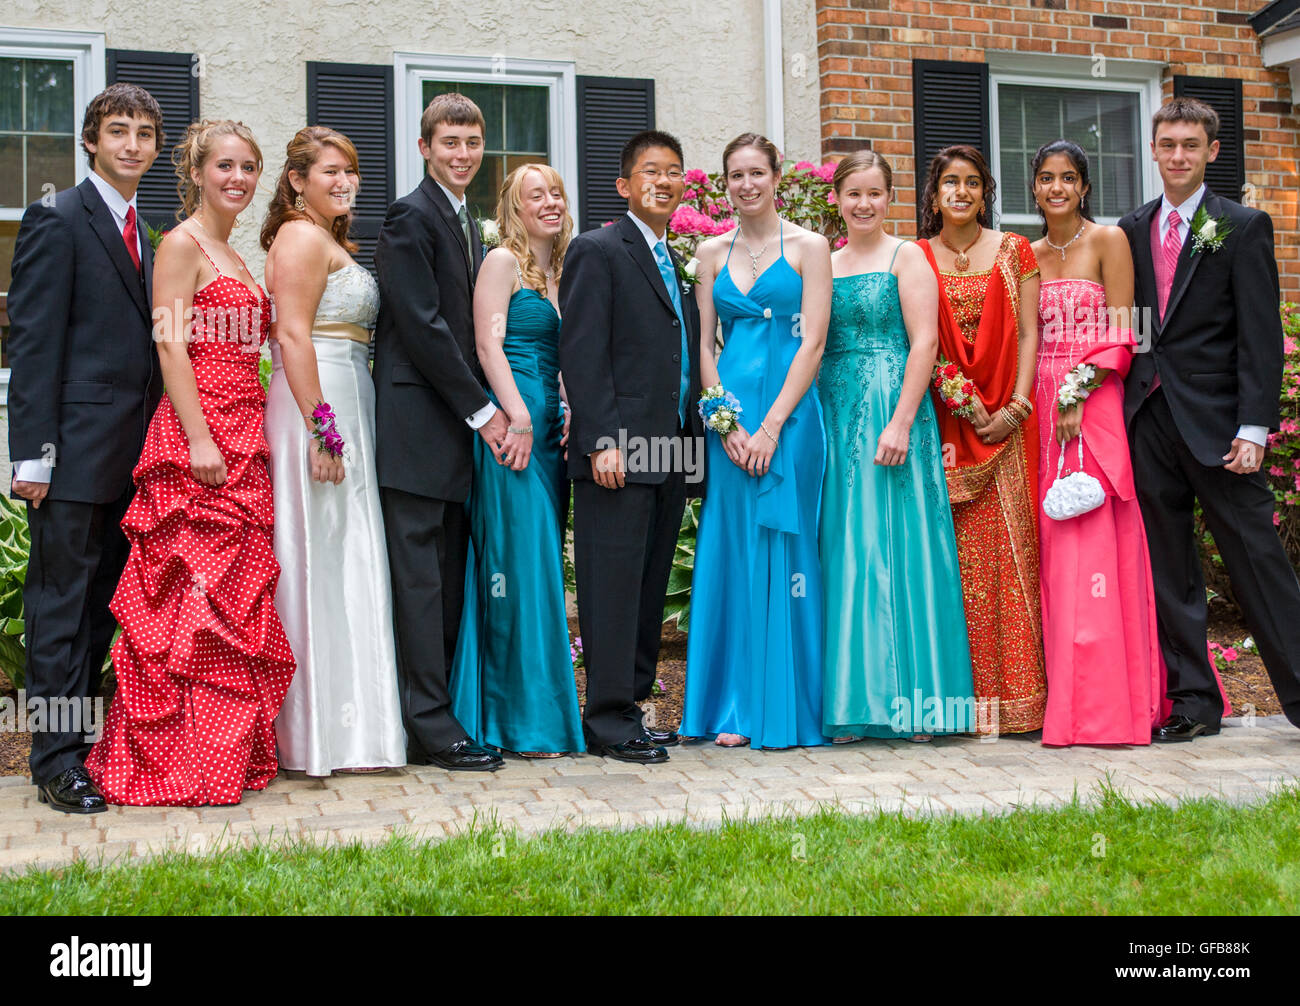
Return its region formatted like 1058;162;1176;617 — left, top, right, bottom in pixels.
267;264;406;773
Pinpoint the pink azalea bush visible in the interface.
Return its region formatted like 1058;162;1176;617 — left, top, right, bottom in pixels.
666;158;842;260
1265;302;1300;548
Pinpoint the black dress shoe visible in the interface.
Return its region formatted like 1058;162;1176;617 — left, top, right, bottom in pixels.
427;738;505;772
36;766;107;814
588;737;669;764
643;727;680;747
1153;714;1220;743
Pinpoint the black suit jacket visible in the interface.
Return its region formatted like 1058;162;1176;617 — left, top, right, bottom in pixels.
372;175;489;502
6;178;162;504
557;214;706;493
1120;188;1284;467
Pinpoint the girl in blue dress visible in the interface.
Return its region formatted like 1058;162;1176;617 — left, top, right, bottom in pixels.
820;151;975;742
450;164;584;757
681;133;831;749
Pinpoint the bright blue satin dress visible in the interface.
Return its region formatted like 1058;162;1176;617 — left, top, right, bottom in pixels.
819;261;975;737
450;287;584;754
681;229;829;748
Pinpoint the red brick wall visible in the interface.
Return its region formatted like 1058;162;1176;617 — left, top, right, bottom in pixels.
816;0;1300;295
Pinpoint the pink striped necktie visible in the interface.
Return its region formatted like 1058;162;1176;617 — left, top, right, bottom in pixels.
1157;209;1182;318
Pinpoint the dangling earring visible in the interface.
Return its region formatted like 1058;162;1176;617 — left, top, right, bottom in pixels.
294;193;307;212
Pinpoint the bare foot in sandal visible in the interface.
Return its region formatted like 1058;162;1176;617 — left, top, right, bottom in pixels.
715;733;749;747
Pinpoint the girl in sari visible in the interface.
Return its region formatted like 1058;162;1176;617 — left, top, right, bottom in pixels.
917;145;1046;735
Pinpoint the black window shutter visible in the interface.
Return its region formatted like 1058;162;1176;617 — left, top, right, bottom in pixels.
1173;76;1245;202
106;50;199;230
911;59;990;230
306;62;394;276
576;76;654;232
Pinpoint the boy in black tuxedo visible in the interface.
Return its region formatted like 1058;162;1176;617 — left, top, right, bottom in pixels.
7;83;165;811
559;131;706;763
372;93;510;771
1121;97;1300;739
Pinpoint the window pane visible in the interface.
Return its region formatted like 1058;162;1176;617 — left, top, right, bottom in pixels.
421;80;501;148
999;82;1142;223
466;154;504;223
1001;153;1028;216
506;85;548;154
0;58;22;131
0;135;22;208
26;59;73;133
26;134;75;204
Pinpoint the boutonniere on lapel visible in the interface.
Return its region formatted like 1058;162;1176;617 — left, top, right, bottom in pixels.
676;256;701;290
477;218;500;249
147;223;167;251
1189;206;1232;256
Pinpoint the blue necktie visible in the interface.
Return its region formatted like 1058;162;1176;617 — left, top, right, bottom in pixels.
652;240;690;427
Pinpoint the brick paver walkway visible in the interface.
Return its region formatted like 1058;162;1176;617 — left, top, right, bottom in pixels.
2;714;1296;874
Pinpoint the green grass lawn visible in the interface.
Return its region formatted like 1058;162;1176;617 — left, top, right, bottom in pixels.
5;786;1298;914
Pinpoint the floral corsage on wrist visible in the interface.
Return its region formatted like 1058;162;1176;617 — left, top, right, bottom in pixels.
1057;363;1104;414
932;356;979;420
698;383;743;435
310;402;345;459
1189;206;1232;255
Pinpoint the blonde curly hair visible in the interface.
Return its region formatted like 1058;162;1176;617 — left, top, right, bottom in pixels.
172;118;263;221
495;164;572;296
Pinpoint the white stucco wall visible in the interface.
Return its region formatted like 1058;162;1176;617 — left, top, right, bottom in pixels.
7;0;824;277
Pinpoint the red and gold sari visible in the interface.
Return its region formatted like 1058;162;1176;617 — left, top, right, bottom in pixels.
920;232;1046;734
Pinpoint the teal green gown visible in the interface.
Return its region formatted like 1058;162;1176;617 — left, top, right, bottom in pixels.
819;258;975;737
450;287;584;754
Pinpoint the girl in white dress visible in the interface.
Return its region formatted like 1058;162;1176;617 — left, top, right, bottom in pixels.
261;126;405;774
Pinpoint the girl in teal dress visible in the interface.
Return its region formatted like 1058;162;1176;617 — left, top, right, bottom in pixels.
450;165;583;756
820;151;975;741
681;133;832;749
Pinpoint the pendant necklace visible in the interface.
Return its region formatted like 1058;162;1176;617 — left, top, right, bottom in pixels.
739;224;779;279
940;225;981;272
1045;221;1087;261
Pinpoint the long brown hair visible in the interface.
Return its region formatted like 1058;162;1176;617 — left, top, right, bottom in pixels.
173;119;263;222
496;164;573;295
260;126;360;252
918;144;996;239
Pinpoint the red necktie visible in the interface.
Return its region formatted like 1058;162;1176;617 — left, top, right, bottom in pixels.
123;205;141;272
1157;209;1181;319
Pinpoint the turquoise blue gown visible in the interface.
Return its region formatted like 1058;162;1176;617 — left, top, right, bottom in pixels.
819;254;975;738
450;286;584;754
681;228;829;748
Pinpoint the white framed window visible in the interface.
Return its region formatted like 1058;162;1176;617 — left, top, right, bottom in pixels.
1;28;105;406
393;53;577;225
987;52;1162;238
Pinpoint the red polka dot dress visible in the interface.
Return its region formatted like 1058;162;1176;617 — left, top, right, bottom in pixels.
85;236;296;806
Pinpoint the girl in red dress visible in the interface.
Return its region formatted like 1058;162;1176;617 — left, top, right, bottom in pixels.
85;120;295;805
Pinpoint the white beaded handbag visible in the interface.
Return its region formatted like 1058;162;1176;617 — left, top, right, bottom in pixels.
1042;432;1105;521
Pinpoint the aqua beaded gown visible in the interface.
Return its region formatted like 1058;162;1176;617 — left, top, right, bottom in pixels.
681;228;829;748
819;251;975;738
449;284;584;753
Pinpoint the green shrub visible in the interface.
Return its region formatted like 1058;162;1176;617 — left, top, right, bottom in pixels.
0;496;30;689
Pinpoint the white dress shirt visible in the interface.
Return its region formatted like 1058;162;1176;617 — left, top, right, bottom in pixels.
626;209;668;249
1158;183;1266;450
12;172;141;485
432;178;497;431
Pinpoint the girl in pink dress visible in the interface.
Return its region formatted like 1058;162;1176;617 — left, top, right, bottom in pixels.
1031;140;1163;746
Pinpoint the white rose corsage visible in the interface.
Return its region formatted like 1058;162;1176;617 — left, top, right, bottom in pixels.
1189;206;1231;255
1057;362;1104;413
677;256;701;288
478;218;500;248
698;383;743;435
